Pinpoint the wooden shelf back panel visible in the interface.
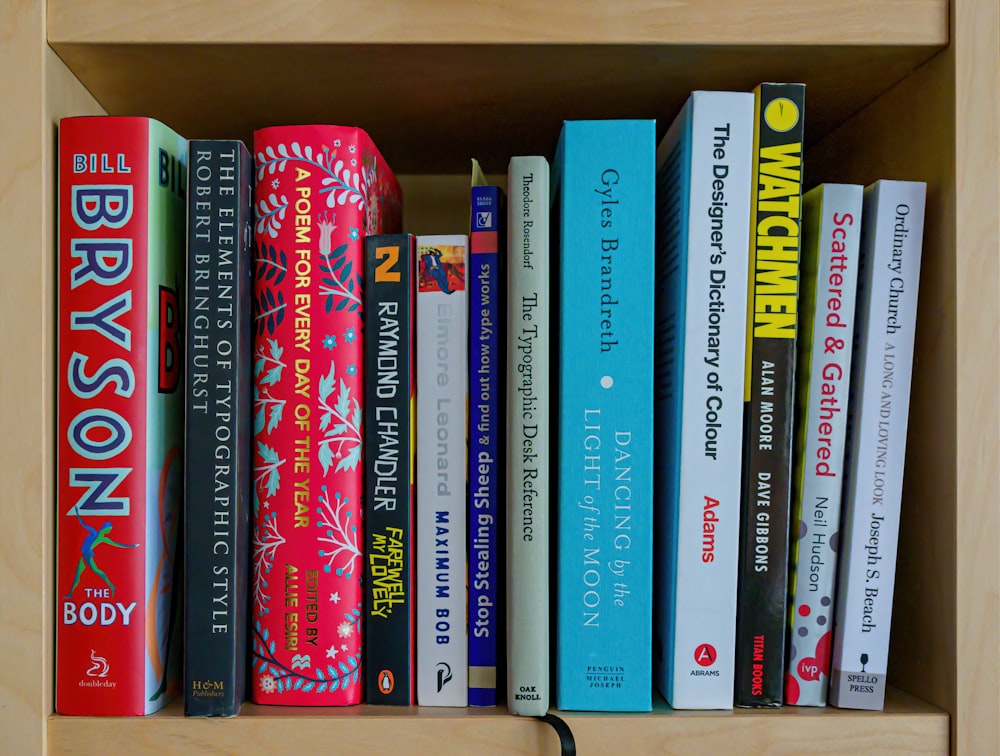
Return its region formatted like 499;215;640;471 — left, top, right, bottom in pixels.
47;43;943;174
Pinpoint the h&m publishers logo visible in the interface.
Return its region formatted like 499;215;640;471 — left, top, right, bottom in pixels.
436;662;453;692
191;679;226;698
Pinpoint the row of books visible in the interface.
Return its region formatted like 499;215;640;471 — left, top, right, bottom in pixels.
54;81;925;717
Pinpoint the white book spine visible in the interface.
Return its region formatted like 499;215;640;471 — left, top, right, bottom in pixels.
674;92;753;709
505;156;550;716
829;181;926;710
786;183;863;706
416;234;469;706
656;91;753;709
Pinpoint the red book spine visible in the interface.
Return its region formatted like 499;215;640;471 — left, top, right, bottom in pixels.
251;125;402;705
56;116;186;715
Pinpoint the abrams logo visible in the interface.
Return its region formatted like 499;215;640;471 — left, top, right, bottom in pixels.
436;662;453;692
689;643;722;677
691;643;721;677
694;643;717;667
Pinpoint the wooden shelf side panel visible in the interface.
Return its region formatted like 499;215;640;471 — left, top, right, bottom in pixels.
2;1;51;752
0;5;108;753
953;0;1000;753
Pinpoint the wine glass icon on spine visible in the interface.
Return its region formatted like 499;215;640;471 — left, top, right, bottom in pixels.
859;653;869;673
65;507;138;598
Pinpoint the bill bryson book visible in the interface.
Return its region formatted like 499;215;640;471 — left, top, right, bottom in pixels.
56;115;186;715
183;139;254;717
785;183;863;707
250;125;402;705
653;91;754;710
469;161;505;707
554;120;655;712
506;155;551;717
735;82;806;707
363;233;416;705
416;234;469;707
829;180;926;711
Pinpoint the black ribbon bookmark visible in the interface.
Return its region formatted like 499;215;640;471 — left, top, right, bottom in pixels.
536;713;576;756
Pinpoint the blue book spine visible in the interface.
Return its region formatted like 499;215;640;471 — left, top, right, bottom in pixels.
469;184;504;706
653;105;693;706
554;120;656;712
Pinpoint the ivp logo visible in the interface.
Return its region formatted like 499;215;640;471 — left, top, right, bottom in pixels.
436;662;453;692
86;649;109;678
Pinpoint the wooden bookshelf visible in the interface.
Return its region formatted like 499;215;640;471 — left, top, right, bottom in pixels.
48;688;947;754
2;0;996;753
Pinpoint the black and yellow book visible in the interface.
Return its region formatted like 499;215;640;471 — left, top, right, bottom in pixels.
734;83;806;708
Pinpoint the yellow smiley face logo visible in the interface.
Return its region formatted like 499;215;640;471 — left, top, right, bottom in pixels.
764;97;800;132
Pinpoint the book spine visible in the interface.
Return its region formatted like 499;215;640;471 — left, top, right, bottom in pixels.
785;184;863;706
554;120;655;712
363;233;416;705
184;140;254;716
654;92;754;710
469;186;504;707
735;82;806;707
56;116;187;715
506;157;550;716
416;234;469;706
249;125;402;706
829;181;926;711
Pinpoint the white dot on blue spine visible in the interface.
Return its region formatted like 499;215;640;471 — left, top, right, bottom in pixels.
600;376;613;389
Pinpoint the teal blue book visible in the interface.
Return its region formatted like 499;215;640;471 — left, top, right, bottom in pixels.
554;119;655;712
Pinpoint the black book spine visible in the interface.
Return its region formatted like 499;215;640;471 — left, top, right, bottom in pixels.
735;83;806;707
363;233;417;704
183;140;254;716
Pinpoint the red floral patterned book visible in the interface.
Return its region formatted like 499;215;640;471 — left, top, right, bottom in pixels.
251;125;402;705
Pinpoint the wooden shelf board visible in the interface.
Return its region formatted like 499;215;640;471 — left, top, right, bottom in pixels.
47;688;948;754
47;0;948;46
46;43;943;174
